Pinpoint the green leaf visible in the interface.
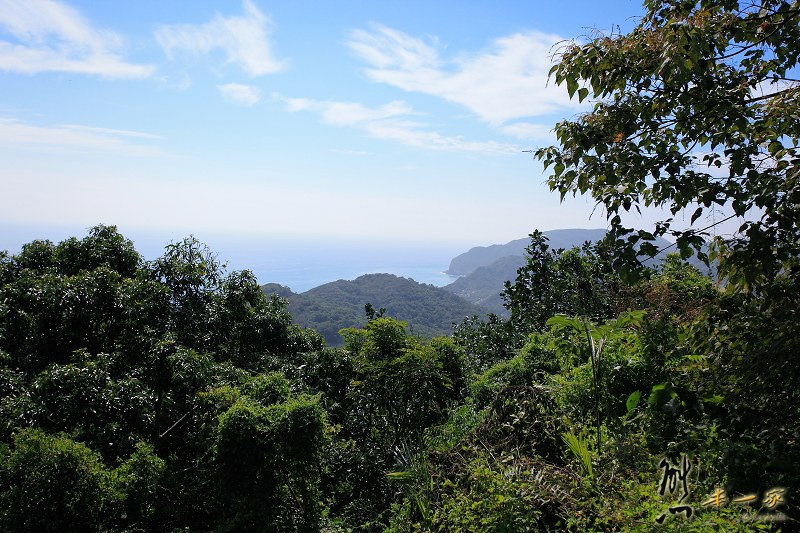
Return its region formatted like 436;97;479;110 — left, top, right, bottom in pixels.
387;470;415;482
626;390;642;414
562;431;593;479
648;382;676;408
567;77;579;98
578;87;589;102
546;315;582;332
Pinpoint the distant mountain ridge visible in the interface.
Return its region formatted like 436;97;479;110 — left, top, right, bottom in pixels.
442;228;690;315
445;228;609;276
263;273;486;346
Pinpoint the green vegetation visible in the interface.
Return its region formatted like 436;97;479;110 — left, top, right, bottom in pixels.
0;226;325;531
1;222;792;530
1;0;798;530
443;254;525;316
443;229;710;318
262;273;485;345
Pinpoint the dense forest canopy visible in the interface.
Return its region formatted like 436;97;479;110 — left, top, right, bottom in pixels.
1;0;798;531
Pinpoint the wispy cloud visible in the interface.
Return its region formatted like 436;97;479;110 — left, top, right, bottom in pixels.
0;0;154;78
347;24;579;126
155;0;284;77
58;124;163;139
328;148;372;156
283;97;518;154
499;122;555;142
218;83;261;105
0;117;165;155
285;98;414;124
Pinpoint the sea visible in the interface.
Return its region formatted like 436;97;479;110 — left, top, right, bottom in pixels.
0;223;467;293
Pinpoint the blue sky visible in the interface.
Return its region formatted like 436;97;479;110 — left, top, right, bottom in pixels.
1;0;650;249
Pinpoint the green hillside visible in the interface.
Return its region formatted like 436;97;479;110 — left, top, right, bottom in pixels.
263;273;487;345
443;254;525;317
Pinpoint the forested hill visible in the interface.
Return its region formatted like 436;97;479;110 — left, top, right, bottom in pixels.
262;273;486;345
443;254;525;317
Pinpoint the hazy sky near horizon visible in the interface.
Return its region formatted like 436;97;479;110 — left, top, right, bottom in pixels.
1;0;654;246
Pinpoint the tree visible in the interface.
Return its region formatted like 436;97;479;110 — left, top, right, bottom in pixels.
0;429;114;532
503;231;620;333
214;388;326;531
454;233;623;372
0;226;327;530
537;0;800;290
329;317;467;529
340;317;465;449
537;0;800;494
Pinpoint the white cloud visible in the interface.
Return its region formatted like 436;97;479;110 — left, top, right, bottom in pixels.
217;83;261;106
155;0;284;77
499;122;555;142
347;24;580;125
0;117;165;155
362;118;517;153
283;97;519;154
284;98;413;125
0;0;154;78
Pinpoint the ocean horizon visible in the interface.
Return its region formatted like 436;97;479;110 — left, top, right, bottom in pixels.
0;222;467;293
